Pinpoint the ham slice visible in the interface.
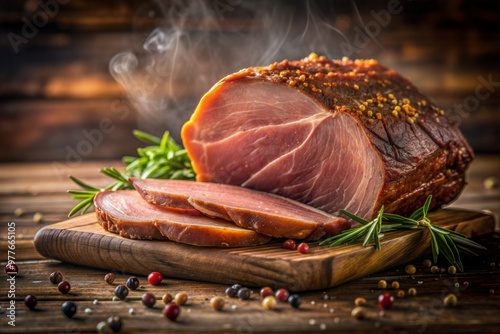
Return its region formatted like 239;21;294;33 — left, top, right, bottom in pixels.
181;55;473;219
130;178;350;240
94;190;270;247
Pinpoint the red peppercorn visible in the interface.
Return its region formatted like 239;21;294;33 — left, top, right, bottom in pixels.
5;263;18;276
163;303;180;321
24;295;37;310
260;287;274;299
148;272;163;285
378;292;395;310
142;293;156;308
297;243;309;254
281;239;296;250
275;288;290;302
58;281;71;294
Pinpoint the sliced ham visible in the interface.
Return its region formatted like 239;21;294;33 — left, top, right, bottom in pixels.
181;55;473;219
94;190;270;247
130;178;349;240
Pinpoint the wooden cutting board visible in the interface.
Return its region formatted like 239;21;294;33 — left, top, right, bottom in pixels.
34;208;495;291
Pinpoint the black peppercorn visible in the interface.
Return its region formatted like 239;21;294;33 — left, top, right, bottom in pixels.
126;276;139;290
225;287;237;298
62;301;77;318
107;315;122;332
114;285;129;300
237;287;251;300
288;294;301;308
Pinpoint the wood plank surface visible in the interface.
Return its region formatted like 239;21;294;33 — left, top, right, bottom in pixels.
1;157;499;333
33;209;495;292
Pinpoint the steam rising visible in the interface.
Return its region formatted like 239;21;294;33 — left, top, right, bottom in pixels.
110;1;362;142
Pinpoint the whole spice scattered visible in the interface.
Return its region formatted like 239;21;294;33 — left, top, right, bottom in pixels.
378;293;395;310
97;321;110;333
24;295;37;310
260;287;274;299
5;263;18;276
164;303;180;321
231;284;242;291
483;176;498;189
351;306;366;320
463;281;469;288
68;130;195;217
58;281;71;294
33;212;44;223
405;264;417;275
107;315;123;332
142;293;156;308
174;292;188;305
225;287;237;298
84;308;93;315
397;290;405;298
320;196;485;271
162;293;173;304
210;296;225;311
237;287;251;300
408;288;417;296
430;266;440;274
262;296;277;310
297;242;310;254
114;285;129;300
354;297;366;306
104;273;116;284
281;239;296;250
61;301;77;318
391;281;400;289
489;289;495;294
447;265;457;275
422;259;432;268
443;293;458;307
148;272;163;286
49;271;63;284
14;207;25;217
128;308;135;315
126;276;140;290
275;288;290;302
378;280;387;289
288;294;302;308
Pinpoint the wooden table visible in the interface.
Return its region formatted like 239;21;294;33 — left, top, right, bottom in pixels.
1;156;499;333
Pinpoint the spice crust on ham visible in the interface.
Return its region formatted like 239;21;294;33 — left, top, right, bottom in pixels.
181;54;473;220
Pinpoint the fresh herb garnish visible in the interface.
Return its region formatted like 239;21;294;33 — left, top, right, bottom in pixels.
67;130;195;217
320;195;486;271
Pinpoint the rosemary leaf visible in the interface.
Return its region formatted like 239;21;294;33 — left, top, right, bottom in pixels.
67;130;195;217
338;209;370;225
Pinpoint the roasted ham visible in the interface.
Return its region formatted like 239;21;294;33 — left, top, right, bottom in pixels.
130;178;349;240
181;54;473;219
95;190;270;247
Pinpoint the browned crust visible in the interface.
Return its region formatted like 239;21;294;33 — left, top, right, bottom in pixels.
205;54;473;216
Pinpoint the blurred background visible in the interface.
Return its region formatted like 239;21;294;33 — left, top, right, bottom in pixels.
1;0;499;163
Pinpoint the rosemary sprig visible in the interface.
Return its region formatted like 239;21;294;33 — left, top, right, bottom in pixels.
320;195;486;271
67;130;195;217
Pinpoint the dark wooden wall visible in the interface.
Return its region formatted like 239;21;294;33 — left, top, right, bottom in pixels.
1;0;499;162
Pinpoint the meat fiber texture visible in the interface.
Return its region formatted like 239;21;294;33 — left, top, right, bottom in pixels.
94;190;270;247
130;178;349;240
182;54;473;220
